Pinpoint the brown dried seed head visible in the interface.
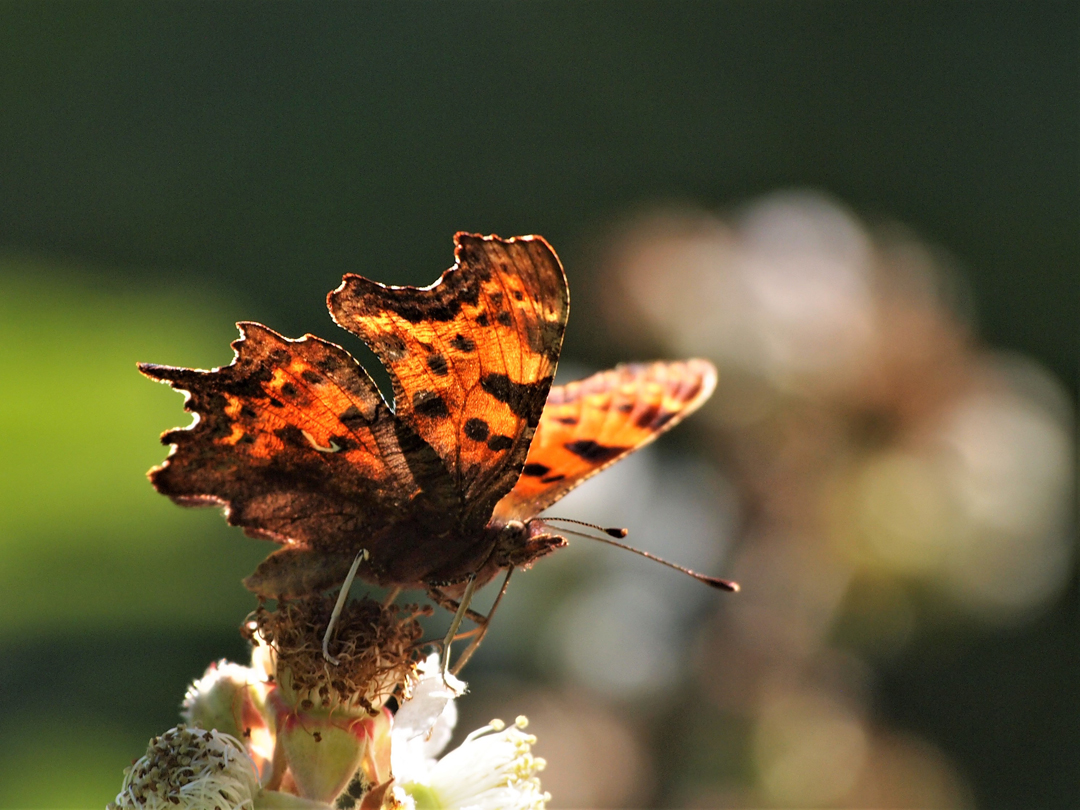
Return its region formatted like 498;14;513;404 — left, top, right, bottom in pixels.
245;594;424;716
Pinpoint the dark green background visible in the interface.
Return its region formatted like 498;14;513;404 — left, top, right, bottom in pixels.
0;2;1075;808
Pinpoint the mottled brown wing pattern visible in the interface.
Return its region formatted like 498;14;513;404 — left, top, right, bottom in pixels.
492;360;718;520
329;233;569;531
139;322;458;555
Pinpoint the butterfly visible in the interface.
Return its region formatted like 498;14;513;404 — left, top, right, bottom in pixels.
141;233;732;669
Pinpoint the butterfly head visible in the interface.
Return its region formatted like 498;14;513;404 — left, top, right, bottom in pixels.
492;518;568;571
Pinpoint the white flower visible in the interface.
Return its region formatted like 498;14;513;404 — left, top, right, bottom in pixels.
390;660;548;810
110;725;262;810
390;652;465;784
398;716;549;810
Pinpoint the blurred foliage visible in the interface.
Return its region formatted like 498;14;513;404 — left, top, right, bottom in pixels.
0;263;271;807
0;720;138;808
0;264;269;639
0;3;1075;387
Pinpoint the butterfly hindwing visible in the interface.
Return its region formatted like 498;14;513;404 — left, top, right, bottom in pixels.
328;233;570;531
492;359;718;520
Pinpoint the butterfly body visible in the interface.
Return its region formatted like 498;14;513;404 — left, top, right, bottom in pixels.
237;510;559;599
141;233;717;603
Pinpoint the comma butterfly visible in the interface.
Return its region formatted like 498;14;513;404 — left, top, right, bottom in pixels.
141;233;733;668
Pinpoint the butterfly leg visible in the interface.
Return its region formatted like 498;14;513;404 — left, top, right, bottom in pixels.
321;548;369;665
440;573;479;682
426;587;490;625
450;568;514;676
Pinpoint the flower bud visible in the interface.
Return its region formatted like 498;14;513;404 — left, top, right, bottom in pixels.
182;659;275;775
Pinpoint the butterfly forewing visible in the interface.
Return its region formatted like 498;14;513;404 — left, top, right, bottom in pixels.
328;233;570;530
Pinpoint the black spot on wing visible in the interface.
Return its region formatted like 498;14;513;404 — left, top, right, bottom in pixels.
654;411;678;429
316;354;342;373
221;374;272;401
281;382;298;397
464;418;490;442
449;333;477;353
412;390;450;419
301;370;322;385
481;373;552;426
496;310;513;327
392;300;458;324
540;473;566;483
487;434;514;452
634;404;661;428
426;354;449;376
563;440;629;464
522;463;551;477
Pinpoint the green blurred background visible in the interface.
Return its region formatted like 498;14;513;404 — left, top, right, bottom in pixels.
0;3;1075;808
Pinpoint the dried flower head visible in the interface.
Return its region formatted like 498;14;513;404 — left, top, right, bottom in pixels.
245;595;428;716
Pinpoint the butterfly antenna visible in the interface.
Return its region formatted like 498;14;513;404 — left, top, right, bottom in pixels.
543;516;629;538
543;521;739;592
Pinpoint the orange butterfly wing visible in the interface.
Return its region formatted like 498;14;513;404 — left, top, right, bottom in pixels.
139;323;456;552
328;232;569;531
492;360;718;520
